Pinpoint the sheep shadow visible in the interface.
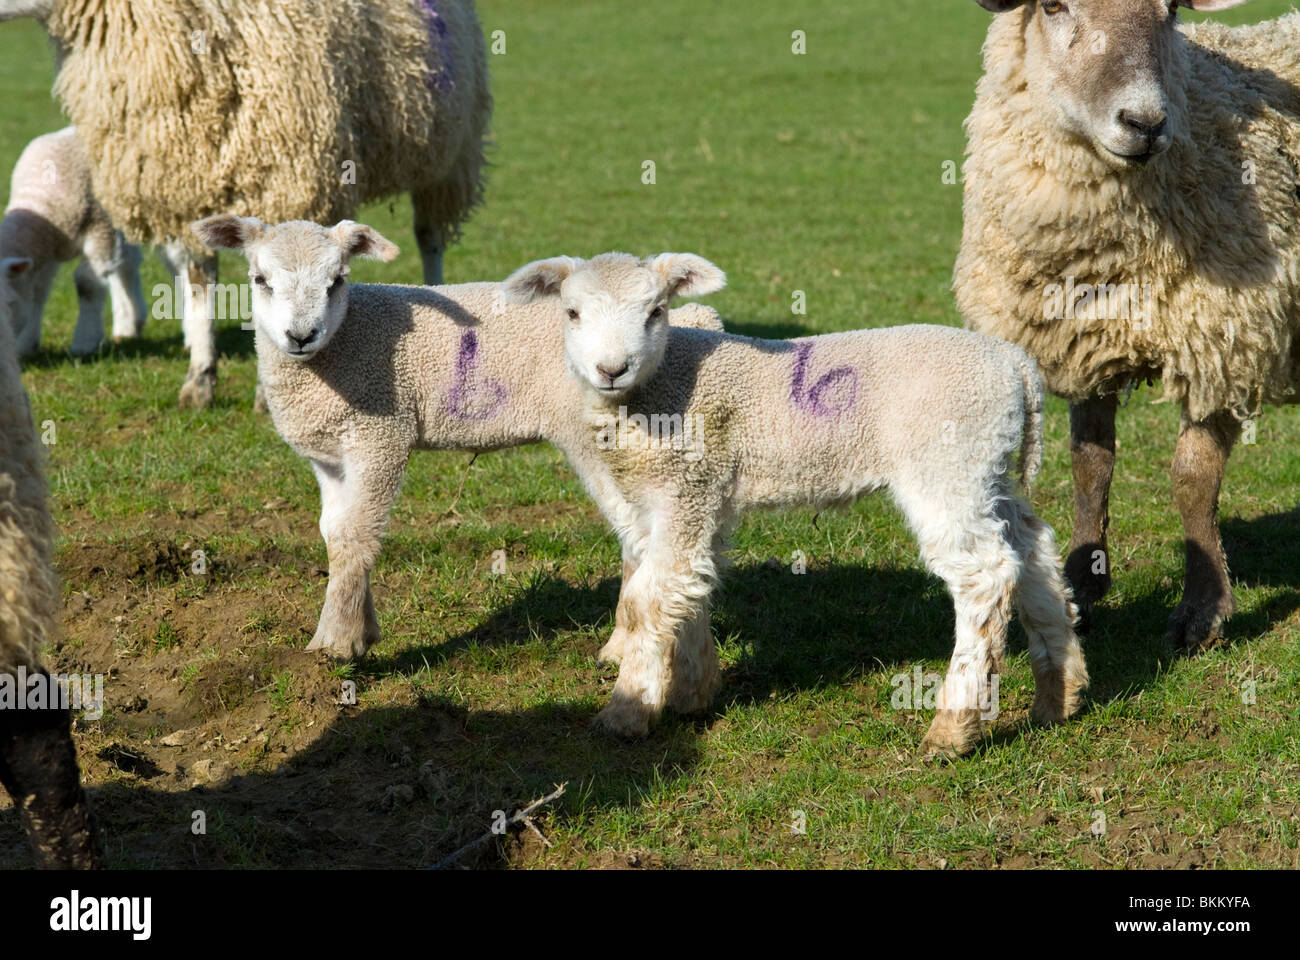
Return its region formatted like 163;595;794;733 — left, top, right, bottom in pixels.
18;319;257;369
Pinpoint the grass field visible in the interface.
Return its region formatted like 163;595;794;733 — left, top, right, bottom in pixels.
1;0;1297;868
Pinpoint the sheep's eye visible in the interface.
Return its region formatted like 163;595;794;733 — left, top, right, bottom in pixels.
566;308;579;320
1040;0;1066;14
328;275;344;292
648;305;664;321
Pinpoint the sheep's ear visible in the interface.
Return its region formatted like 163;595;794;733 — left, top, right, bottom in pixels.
332;221;400;262
645;254;726;300
2;257;33;280
1175;0;1251;9
192;215;265;252
972;0;1027;11
501;256;583;304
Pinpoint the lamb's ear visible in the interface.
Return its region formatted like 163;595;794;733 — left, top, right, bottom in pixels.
192;215;265;252
1;257;33;280
501;256;583;304
645;253;726;300
972;0;1027;11
332;221;400;262
1175;0;1251;9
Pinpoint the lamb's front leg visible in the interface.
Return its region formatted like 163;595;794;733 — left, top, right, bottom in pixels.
597;553;639;666
305;456;404;659
177;249;219;410
70;259;108;356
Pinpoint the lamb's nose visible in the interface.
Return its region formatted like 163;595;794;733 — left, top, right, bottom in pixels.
596;362;629;383
288;329;318;348
1118;109;1167;140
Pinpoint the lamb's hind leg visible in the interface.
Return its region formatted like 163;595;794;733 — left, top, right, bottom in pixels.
1002;498;1089;725
305;456;404;659
177;248;219;410
1064;394;1118;633
1167;410;1238;653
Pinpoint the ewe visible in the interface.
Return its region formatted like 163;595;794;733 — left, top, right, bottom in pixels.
0;256;101;868
956;0;1300;650
1;127;146;357
504;253;1089;757
189;216;722;665
0;0;492;410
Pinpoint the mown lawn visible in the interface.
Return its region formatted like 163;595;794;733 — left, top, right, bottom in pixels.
1;0;1297;868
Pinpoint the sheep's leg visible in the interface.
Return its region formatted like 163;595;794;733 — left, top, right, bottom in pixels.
412;190;446;285
1064;393;1118;633
70;259;108;356
597;552;639;666
1166;410;1238;653
306;456;404;659
177;249;219;410
107;235;147;341
1002;497;1089;726
0;692;102;869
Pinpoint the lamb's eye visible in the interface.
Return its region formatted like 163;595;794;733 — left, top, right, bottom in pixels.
648;305;664;321
566;308;579;320
1041;0;1066;14
328;275;344;293
253;274;270;291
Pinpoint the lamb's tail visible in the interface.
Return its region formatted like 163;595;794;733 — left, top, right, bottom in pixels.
1012;346;1045;489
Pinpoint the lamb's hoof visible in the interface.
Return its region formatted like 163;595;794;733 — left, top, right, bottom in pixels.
596;632;625;667
591;700;654;739
305;624;368;660
1164;598;1233;656
918;709;982;761
178;371;216;410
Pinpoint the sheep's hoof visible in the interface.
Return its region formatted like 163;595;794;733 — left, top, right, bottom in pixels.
178;371;216;410
305;624;367;660
1164;597;1233;656
918;710;982;761
591;700;654;739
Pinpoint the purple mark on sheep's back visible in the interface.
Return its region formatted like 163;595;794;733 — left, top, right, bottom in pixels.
790;342;858;418
417;0;456;95
447;329;506;420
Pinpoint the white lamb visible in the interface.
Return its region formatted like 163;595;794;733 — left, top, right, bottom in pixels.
1;127;146;356
502;253;1091;758
188;216;722;667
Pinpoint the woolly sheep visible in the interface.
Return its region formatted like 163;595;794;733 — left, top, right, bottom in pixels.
189;215;723;664
0;256;101;867
502;252;1090;757
955;0;1300;651
0;0;492;409
1;127;146;357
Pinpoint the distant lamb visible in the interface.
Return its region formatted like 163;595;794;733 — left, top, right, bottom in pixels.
503;252;1089;757
955;0;1300;651
189;216;723;665
0;0;492;409
1;127;146;357
0;255;101;868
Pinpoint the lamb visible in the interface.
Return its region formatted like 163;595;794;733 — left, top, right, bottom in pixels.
189;215;723;665
0;256;101;868
502;252;1090;757
1;126;146;357
0;0;492;409
955;0;1300;651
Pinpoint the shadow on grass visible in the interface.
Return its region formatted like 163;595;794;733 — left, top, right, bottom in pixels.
18;321;255;370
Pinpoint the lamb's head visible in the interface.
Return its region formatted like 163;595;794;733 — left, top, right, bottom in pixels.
974;0;1250;167
0;1;53;22
503;252;725;400
1;256;36;341
192;216;398;360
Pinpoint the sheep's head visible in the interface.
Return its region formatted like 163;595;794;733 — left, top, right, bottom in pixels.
503;252;725;401
974;0;1250;167
191;216;398;360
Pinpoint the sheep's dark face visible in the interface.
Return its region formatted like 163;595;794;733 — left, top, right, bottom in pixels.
191;216;398;362
977;0;1249;167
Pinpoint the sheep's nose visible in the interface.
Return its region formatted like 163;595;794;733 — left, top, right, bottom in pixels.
1118;109;1167;140
596;361;628;383
288;329;318;348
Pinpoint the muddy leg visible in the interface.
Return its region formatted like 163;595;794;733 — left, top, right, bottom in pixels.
1166;410;1238;653
1064;394;1118;633
597;553;639;666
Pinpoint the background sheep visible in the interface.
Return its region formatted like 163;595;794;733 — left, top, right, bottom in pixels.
2;126;146;357
0;255;101;868
0;0;492;409
503;252;1089;757
191;215;723;663
955;0;1300;651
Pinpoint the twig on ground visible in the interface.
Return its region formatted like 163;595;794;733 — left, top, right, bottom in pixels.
429;781;567;870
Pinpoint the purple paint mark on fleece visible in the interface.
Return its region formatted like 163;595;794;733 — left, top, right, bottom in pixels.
447;329;506;420
417;0;456;95
789;342;858;418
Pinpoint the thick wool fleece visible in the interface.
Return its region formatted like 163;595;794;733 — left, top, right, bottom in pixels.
0;274;58;673
954;10;1300;421
48;0;491;250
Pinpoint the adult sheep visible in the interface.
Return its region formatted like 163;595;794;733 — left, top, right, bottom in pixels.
0;0;491;410
954;0;1300;652
0;257;101;868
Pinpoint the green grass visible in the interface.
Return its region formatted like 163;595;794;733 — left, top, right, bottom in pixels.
2;0;1298;868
